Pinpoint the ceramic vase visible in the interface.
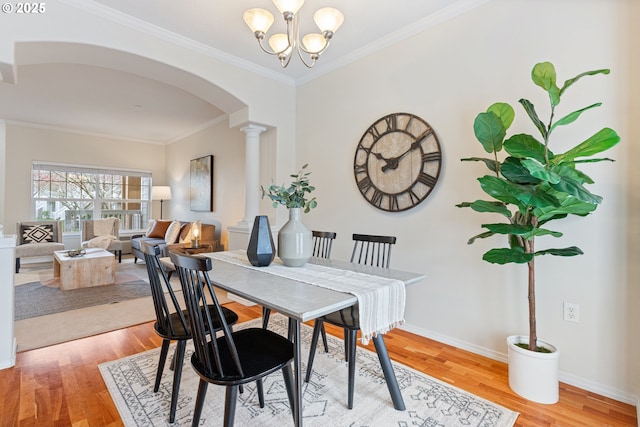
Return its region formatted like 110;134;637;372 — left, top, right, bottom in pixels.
278;208;312;267
247;215;275;267
507;335;559;404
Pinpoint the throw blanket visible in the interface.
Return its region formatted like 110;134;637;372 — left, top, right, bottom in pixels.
209;250;406;345
93;218;116;236
87;235;116;249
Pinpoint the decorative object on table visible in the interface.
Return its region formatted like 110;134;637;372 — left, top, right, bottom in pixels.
354;112;442;212
66;248;86;258
190;155;214;212
151;186;172;219
456;62;620;403
247;215;276;267
262;164;317;267
190;220;202;247
242;1;344;69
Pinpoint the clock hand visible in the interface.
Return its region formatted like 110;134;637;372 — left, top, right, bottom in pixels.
381;130;432;172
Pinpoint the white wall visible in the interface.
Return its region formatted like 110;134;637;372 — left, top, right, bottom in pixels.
296;0;638;403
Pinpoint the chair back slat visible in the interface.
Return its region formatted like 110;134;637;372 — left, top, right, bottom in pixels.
350;233;396;268
312;231;337;259
170;252;244;380
141;241;189;337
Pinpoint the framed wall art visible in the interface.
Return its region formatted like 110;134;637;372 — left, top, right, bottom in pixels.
190;155;214;211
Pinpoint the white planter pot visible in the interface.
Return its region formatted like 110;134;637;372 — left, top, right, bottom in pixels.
277;208;312;267
507;335;559;404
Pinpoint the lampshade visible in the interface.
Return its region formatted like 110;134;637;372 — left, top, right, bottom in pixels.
268;33;291;53
272;0;305;15
151;186;172;201
243;8;274;33
302;33;326;53
314;7;344;33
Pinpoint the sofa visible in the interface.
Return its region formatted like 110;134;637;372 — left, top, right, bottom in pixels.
15;220;65;273
130;220;217;263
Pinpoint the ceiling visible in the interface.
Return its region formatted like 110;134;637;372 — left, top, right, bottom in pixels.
0;0;485;143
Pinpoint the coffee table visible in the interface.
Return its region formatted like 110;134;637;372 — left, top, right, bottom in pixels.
53;248;116;290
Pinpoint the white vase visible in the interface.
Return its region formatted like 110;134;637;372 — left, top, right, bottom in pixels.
507;335;560;404
277;208;312;267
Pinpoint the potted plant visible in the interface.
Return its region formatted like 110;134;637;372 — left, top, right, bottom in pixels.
262;164;317;266
457;62;620;403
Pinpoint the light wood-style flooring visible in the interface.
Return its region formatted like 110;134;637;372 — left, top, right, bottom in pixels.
0;302;636;426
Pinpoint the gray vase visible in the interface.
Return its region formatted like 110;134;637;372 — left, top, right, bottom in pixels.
277;208;312;267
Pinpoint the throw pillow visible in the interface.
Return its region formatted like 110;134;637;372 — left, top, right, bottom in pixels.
22;224;54;243
165;220;181;244
147;220;172;238
179;223;192;243
145;219;156;237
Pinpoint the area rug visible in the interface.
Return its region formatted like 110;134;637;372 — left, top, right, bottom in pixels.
14;274;152;320
100;314;518;427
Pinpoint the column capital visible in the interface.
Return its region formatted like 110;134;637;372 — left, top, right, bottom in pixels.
240;123;267;135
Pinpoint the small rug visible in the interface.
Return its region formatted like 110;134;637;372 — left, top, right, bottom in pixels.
15;274;151;320
100;315;518;427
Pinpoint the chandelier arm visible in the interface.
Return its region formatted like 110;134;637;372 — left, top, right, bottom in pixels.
295;46;317;68
256;37;287;56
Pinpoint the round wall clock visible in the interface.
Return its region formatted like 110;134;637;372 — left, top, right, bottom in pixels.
353;112;442;212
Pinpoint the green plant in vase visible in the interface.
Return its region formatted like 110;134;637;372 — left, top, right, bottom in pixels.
261;163;317;213
457;62;620;352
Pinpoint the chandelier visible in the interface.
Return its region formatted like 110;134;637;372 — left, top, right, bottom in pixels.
243;0;344;68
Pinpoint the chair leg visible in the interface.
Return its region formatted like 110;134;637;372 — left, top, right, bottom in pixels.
282;364;296;421
347;329;358;410
223;385;239;427
256;379;265;408
134;257;138;264
154;339;171;392
344;328;350;362
305;320;323;383
262;307;271;329
15;258;20;274
192;380;208;427
320;322;329;352
169;340;186;423
118;250;122;263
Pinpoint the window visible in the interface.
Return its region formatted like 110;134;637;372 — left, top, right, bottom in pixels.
32;162;152;233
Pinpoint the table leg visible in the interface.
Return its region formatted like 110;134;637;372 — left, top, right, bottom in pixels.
372;334;406;411
291;319;303;426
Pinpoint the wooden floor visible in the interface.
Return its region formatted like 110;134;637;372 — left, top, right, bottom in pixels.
0;302;636;427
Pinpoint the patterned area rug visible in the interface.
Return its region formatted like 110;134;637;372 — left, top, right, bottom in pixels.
100;315;518;427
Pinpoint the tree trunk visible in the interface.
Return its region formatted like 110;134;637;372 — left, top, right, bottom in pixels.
528;237;537;351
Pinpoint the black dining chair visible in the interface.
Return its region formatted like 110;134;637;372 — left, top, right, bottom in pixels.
140;241;241;423
262;231;337;351
305;233;398;410
170;252;296;427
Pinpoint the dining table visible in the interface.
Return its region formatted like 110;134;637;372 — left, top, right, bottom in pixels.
201;250;426;427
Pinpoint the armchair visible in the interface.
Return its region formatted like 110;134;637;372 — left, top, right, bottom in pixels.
15;220;65;273
81;218;123;263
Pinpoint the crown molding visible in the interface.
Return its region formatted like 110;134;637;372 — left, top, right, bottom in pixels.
58;0;296;86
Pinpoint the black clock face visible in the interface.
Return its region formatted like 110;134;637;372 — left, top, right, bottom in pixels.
353;113;442;212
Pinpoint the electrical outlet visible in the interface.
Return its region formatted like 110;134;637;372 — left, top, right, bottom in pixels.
563;302;580;323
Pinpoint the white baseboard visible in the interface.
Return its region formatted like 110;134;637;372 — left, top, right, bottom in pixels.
400;323;638;407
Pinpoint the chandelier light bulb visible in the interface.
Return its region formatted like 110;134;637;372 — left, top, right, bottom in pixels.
243;8;275;34
272;0;305;15
301;33;326;54
313;7;344;33
268;33;291;54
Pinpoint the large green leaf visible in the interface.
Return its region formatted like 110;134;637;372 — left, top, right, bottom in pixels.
549;175;603;205
483;247;533;264
560;69;610;97
457;200;512;218
519;99;547;139
482;223;563;239
521;158;561;184
478;176;532;212
528;187;562;209
474;112;506;154
467;230;495;245
532;62;561;106
534;194;597;222
461;157;499;173
550;103;602;132
535;246;584;257
503;134;550;163
487;102;515;130
501;157;540;185
553;128;620;164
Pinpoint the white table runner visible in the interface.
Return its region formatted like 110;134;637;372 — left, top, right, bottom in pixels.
209;250;405;344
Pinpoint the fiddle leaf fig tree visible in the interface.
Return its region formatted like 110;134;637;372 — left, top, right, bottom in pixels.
457;62;620;352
